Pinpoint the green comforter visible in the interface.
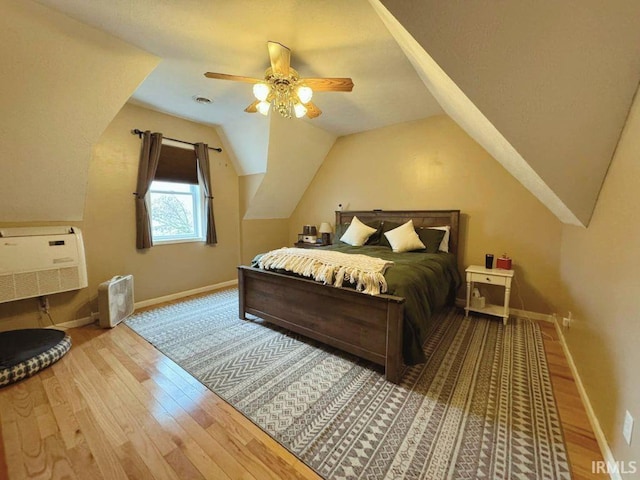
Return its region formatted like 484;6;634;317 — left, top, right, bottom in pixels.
253;244;461;365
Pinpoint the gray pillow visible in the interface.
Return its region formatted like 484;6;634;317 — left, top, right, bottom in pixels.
416;227;447;253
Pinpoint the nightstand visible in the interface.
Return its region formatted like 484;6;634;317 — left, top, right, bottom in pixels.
294;241;329;249
464;265;514;325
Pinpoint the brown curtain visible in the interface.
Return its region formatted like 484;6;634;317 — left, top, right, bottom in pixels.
135;131;163;249
195;142;217;245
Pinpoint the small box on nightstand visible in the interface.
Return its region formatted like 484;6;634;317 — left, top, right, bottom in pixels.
496;255;512;269
470;296;486;309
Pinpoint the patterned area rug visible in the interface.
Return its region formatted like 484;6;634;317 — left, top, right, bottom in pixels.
125;288;570;480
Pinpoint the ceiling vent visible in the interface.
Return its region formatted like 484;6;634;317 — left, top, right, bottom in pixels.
192;95;213;105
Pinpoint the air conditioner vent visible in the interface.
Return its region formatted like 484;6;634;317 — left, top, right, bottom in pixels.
0;227;87;304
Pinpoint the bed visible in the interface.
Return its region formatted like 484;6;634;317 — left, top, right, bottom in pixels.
237;210;461;383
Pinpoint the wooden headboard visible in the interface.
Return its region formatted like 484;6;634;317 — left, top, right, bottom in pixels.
335;210;460;255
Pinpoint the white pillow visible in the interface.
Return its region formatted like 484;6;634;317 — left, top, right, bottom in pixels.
340;216;377;246
429;226;450;252
383;220;426;253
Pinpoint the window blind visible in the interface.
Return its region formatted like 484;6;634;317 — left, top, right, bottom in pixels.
154;145;198;184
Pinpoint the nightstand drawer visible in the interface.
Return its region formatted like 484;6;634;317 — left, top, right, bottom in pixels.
468;272;508;286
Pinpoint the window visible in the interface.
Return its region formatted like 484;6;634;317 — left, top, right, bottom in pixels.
148;180;204;243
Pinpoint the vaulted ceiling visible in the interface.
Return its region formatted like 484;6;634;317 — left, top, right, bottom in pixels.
377;0;640;226
32;0;443;176
2;0;639;225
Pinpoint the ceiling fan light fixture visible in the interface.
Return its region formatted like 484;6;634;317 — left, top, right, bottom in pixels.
256;100;271;116
297;85;313;104
204;41;353;120
253;82;271;101
293;102;307;118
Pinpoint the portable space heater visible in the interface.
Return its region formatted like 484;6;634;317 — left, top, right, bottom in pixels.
98;275;134;328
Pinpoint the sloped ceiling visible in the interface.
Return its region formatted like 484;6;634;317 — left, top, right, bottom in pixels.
378;0;640;226
244;114;336;219
0;0;159;221
369;0;581;226
6;0;639;225
216;116;271;177
31;0;443;220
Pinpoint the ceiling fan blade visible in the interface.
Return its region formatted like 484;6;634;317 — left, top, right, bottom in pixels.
303;77;354;92
305;102;322;119
204;72;262;83
267;41;291;76
244;100;260;113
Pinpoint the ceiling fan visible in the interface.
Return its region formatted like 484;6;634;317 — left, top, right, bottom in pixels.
204;41;354;119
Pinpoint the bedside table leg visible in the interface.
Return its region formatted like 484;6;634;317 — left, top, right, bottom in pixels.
503;285;512;325
465;278;471;318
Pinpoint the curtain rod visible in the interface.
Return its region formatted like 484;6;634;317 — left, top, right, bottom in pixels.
131;129;223;153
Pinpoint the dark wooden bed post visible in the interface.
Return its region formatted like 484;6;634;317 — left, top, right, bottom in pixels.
385;300;404;383
238;266;247;320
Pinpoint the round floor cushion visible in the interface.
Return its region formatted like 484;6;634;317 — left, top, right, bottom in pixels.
0;329;72;387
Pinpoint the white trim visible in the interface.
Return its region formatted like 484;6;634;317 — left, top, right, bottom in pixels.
152;237;206;246
46;280;237;331
134;279;238;309
553;319;620;480
454;298;551;322
47;316;95;330
149;181;205;245
510;307;554;322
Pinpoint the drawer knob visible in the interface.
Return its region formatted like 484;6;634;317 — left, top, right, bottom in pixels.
486;277;491;282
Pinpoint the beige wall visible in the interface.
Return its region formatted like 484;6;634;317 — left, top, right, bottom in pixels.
238;174;289;265
0;0;158;222
379;0;640;226
240;219;290;266
290;115;566;313
239;173;265;216
560;88;640;467
84;103;241;301
0;104;240;331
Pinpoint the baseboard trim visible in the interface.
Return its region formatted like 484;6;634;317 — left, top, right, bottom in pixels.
553;320;619;480
134;279;238;310
454;298;551;322
48;280;238;331
48;316;95;330
457;296;617;478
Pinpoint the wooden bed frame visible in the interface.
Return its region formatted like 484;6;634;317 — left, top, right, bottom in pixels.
237;210;460;383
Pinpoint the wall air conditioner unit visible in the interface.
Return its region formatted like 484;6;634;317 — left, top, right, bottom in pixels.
0;226;88;303
98;275;134;328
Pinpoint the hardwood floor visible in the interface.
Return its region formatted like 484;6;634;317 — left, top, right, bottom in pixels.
0;303;607;479
538;320;608;480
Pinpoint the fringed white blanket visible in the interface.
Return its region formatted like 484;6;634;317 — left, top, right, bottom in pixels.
257;247;394;295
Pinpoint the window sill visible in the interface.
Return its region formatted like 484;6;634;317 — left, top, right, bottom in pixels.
152;237;205;246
